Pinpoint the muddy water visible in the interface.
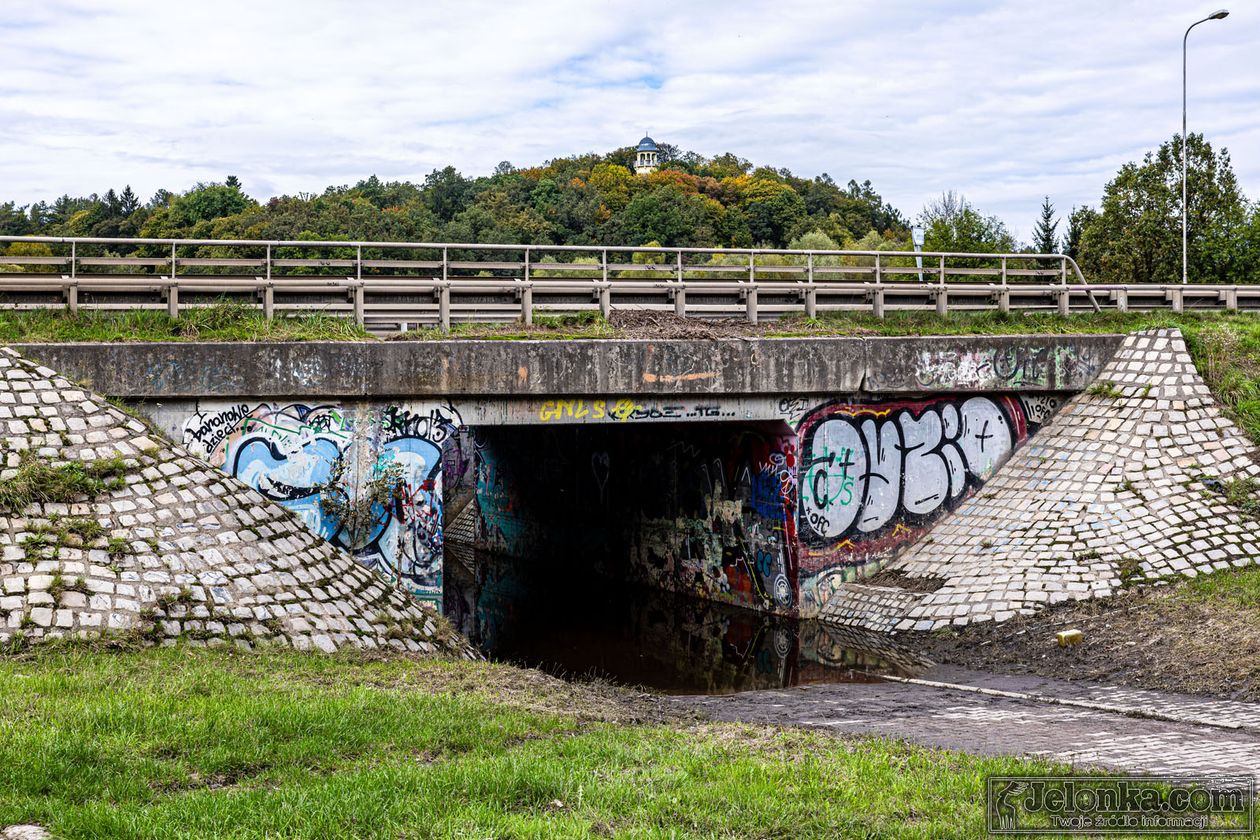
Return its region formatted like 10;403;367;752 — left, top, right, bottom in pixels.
444;552;930;695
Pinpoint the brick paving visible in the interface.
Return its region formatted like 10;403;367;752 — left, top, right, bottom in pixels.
820;328;1260;632
679;674;1260;776
0;347;475;656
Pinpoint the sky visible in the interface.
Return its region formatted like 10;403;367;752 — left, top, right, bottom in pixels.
1;0;1256;242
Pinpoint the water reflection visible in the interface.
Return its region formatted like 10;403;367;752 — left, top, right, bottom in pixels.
444;547;930;695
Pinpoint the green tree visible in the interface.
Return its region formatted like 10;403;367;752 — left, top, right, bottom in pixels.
421;166;472;223
1079;133;1246;284
919;192;1015;254
1062;206;1094;261
1031;196;1059;254
616;186;721;247
740;178;806;247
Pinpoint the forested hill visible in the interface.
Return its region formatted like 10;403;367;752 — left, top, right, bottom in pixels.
2;135;1258;284
0;147;908;255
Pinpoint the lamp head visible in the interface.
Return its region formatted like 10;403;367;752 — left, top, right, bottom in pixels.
1208;9;1229;19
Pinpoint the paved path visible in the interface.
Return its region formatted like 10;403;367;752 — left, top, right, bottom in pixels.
675;669;1260;776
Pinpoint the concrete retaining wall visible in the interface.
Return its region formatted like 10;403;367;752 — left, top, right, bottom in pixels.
14;334;1122;398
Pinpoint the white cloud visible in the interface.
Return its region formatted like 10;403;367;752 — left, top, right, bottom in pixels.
1;0;1255;240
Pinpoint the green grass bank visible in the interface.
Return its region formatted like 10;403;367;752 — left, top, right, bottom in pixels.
0;646;1056;839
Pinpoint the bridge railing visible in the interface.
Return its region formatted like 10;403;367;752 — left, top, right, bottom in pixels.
0;235;1250;329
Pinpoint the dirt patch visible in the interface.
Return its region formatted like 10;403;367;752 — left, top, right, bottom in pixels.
607;311;882;340
314;651;691;726
862;569;947;593
913;584;1260;702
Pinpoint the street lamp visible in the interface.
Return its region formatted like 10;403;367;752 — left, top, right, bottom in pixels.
1182;9;1229;284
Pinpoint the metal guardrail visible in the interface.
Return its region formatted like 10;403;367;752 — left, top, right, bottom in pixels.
0;235;1254;330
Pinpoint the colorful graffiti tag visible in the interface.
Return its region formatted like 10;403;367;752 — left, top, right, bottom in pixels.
182;401;461;604
793;395;1050;609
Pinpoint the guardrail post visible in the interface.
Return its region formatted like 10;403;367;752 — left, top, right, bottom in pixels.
1169;287;1183;314
601;249;611;318
521;284;533;325
874;253;881;284
70;241;76;281
266;244;271;281
936;285;948;316
674;286;686;317
64;279;78;315
748;252;755;284
262;283;274;320
872;286;885;320
352;282;365;326
438;283;451;332
676;251;683;284
1057;286;1069;316
356;245;362;281
1001;256;1008;287
1060;257;1067;286
939;254;946;283
522;248;532;325
745;284;758;325
171;243;177;283
167;284;179;319
1115;289;1128;312
1224;288;1238;311
997;286;1010;314
805;287;817;319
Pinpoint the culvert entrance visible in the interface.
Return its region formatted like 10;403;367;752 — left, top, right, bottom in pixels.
440;420;924;693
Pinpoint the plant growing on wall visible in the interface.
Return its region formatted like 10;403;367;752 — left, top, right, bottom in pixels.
315;456;406;548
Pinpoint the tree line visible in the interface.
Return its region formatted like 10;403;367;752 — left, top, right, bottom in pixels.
1;135;1257;282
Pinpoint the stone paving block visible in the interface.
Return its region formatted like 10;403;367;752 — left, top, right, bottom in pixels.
822;329;1260;633
0;347;475;659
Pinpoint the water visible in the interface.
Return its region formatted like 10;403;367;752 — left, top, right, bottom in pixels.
444;550;929;695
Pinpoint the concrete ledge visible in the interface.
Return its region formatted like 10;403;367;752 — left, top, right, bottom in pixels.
864;334;1125;392
13;334;1123;399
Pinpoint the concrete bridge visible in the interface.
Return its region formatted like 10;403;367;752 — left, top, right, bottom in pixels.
19;334;1121;617
3;236;1258;330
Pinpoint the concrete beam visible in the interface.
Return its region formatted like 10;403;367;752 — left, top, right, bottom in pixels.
12;334;1122;399
862;334;1124;393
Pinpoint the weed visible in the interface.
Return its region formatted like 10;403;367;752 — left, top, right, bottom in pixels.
2;630;28;654
1221;477;1260;516
316;458;404;547
106;536;131;560
1117;556;1144;586
0;454;129;512
1086;380;1124;399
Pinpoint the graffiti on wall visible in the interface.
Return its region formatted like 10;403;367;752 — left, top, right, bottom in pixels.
794;395;1053;610
629;427;799;611
182;401;461;604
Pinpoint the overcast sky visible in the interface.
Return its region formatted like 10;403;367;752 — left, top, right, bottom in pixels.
1;0;1255;241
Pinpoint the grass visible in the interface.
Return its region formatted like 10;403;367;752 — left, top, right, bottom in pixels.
396;310;616;341
0;302;372;343
0;454;129;512
0;646;1060;839
1085;380;1124;399
1179;563;1260;612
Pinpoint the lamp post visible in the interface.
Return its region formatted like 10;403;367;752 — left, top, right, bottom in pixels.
1182;9;1229;285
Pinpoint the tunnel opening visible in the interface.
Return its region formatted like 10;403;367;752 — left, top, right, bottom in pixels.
440;420;924;693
